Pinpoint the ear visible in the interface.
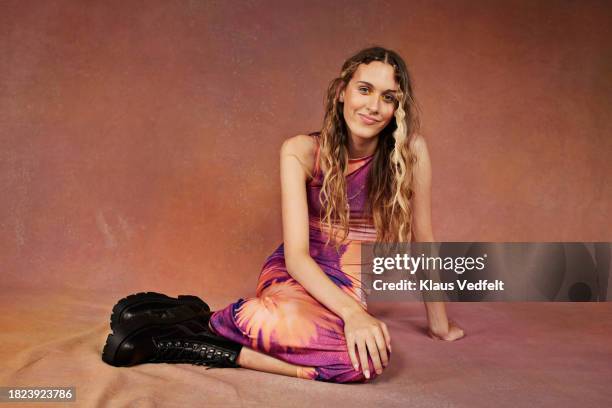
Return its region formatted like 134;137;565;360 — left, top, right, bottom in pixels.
339;90;344;103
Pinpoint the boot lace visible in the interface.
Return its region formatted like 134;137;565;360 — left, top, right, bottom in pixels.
153;340;238;369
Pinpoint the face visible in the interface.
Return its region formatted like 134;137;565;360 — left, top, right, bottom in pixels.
339;61;399;141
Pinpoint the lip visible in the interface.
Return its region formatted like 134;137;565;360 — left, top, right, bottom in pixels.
358;113;380;125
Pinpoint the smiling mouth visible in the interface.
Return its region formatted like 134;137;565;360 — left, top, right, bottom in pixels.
358;113;379;125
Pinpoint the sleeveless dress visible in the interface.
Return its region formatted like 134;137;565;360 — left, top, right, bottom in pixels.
209;134;385;383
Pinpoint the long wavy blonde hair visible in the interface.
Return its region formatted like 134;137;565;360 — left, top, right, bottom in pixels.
314;46;420;249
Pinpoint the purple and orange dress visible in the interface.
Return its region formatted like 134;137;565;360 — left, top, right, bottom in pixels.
209;134;386;383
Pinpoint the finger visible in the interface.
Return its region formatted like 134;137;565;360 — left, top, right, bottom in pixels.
366;336;384;375
447;326;465;341
356;340;370;379
346;334;359;371
380;322;392;352
373;330;389;368
428;329;443;341
442;333;455;341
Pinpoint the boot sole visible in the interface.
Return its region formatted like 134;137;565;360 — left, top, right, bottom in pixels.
110;292;210;332
102;308;211;367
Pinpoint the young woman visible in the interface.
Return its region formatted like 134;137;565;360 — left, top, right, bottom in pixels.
102;46;464;384
206;46;465;383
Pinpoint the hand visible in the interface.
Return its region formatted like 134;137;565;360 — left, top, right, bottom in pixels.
343;308;391;380
428;320;465;341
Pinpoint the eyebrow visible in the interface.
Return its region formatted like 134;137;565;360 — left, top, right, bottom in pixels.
356;81;398;93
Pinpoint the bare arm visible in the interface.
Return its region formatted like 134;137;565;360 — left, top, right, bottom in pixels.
280;135;391;377
280;136;362;320
411;134;464;341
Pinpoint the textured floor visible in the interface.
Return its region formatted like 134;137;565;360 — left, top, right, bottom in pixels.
1;286;611;407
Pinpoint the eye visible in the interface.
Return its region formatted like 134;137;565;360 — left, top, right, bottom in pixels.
358;86;369;94
383;94;397;104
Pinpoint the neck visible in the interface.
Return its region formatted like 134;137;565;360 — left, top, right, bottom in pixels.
347;133;378;159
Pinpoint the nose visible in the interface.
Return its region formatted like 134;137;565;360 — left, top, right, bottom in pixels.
367;94;380;114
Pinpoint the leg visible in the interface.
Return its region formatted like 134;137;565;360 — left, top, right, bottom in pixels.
236;347;317;380
208;280;376;383
208;319;316;380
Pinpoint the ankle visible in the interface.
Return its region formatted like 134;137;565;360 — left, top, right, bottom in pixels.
236;348;246;366
296;366;317;380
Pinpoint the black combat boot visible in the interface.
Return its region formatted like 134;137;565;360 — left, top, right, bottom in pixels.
102;306;242;368
110;292;210;332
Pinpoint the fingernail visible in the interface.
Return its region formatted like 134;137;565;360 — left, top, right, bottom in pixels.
376;369;382;375
354;363;359;371
365;370;370;379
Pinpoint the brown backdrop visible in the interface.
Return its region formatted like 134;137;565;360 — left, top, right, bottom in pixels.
1;0;611;299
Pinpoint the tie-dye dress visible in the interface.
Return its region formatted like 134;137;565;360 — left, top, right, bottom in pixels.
209;134;385;383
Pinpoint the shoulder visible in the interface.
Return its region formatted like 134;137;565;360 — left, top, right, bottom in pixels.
409;134;432;184
409;133;429;157
280;134;318;176
280;134;317;157
409;133;431;166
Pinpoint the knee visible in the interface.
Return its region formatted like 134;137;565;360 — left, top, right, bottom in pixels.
345;346;393;382
325;366;380;384
318;354;390;384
